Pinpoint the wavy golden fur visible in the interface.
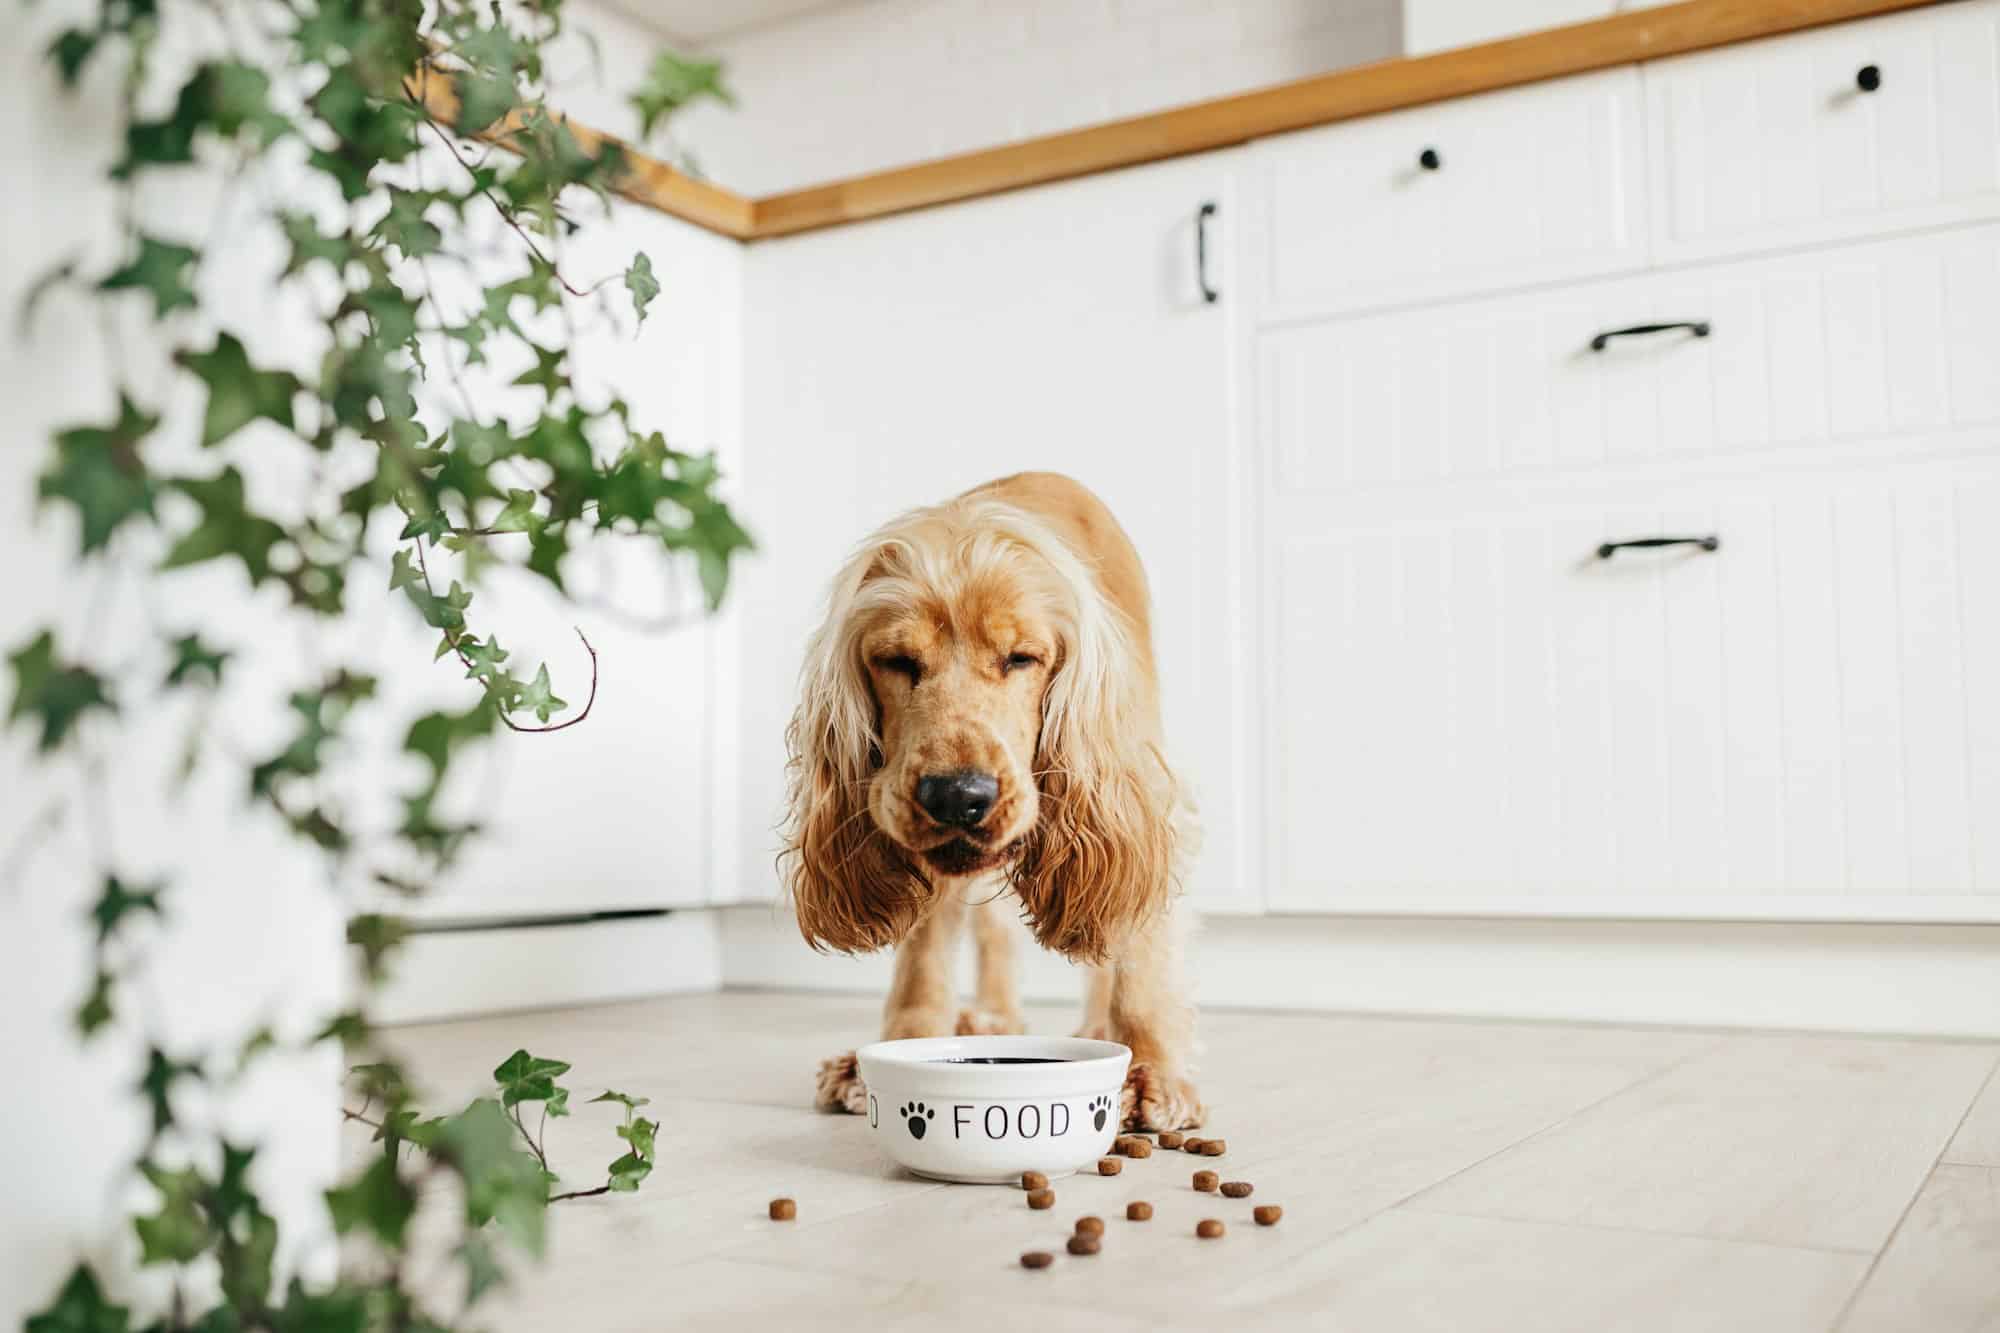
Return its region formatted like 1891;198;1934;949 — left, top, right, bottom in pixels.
784;472;1204;1132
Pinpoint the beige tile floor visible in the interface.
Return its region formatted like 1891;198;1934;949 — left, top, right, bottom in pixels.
355;990;2000;1332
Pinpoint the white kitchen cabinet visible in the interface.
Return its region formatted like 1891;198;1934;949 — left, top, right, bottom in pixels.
1645;0;2000;266
736;150;1255;911
1249;66;1648;321
1265;456;2000;920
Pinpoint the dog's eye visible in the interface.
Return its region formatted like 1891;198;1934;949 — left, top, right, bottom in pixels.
1003;652;1041;674
877;654;922;684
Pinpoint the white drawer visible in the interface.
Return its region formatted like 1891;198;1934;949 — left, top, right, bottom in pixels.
1250;67;1648;321
1645;0;2000;265
1263;456;2000;918
1260;222;2000;492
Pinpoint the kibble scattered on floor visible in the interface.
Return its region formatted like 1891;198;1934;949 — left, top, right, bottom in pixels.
1020;1250;1054;1269
1021;1170;1049;1192
1199;1139;1227;1157
1097;1157;1122;1176
1197;1219;1226;1239
1075;1215;1105;1238
1158;1131;1184;1149
1126;1201;1153;1221
1027;1188;1055;1210
1182;1137;1205;1153
768;1198;796;1221
1115;1136;1153;1159
1253;1205;1283;1226
1193;1170;1219;1192
1067;1234;1101;1256
1220;1181;1253;1198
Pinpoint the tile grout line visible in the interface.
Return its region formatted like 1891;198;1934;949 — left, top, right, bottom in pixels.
1826;1047;2000;1333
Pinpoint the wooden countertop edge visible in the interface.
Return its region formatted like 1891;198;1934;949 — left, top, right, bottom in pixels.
431;0;1943;242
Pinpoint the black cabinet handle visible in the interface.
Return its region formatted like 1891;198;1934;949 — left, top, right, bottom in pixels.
1196;200;1219;304
1418;146;1442;170
1596;535;1720;560
1856;63;1882;92
1589;320;1711;352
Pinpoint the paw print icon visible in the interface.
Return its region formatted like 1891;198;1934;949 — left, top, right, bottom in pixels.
1089;1093;1113;1132
898;1101;935;1140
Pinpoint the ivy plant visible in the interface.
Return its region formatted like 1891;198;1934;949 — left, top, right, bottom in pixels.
13;0;745;1324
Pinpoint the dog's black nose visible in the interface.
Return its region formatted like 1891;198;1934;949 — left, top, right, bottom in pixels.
915;771;999;829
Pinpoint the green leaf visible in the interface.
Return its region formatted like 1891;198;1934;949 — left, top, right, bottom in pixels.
624;252;659;325
176;333;301;447
517;663;565;723
323;1155;414;1248
492;1049;570;1107
457;634;509;681
453;68;518;136
133;1162;208;1264
277;212;351;279
7;630;115;752
605;1151;651;1192
588;1090;651;1110
38;394;160;553
509;343;566;399
75;969;115;1037
164;633;230;688
436;1098;548;1254
487;488;540;534
161;467;287;584
616;1114;657;1160
97;235;198;317
89;875;164;944
25;1266;131;1333
629;51;732;141
402;697;497;779
345;914;409;983
138;1047;199;1134
459;1233;508;1306
47;29;100;87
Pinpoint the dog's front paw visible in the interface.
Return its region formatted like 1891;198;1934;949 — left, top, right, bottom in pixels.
956;1007;1024;1036
1120;1062;1204;1132
814;1050;869;1115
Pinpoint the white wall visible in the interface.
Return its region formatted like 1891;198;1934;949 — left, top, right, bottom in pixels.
674;0;1402;195
1401;0;1672;57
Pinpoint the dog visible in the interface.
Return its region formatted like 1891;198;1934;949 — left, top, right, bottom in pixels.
781;471;1203;1132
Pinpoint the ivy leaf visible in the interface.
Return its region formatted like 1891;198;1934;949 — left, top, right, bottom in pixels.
98;235;199;317
133;1163;207;1265
278;212;351;279
629;51;731;141
606;1151;651;1193
509;343;566;399
47;29;101;88
588;1090;651;1110
453;69;518;136
517;664;565;723
345;914;409;984
615;1114;657;1159
403;697;497;780
89;875;164;944
38;394;160;553
459;1234;507;1306
436;1099;548;1254
492;1049;570;1107
176;333;301;447
486;488;540;535
75;969;116;1037
7;630;115;752
457;634;509;682
164;633;230;688
162;467;287;584
624;252;659;325
23;1265;130;1333
323;1155;414;1248
138;1047;200;1134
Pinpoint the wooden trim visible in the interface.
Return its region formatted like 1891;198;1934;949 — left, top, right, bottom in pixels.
424;0;1942;240
410;67;756;240
749;0;1938;238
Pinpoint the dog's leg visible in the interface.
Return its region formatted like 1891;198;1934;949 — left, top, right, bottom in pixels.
1075;964;1114;1041
1109;899;1203;1132
815;891;966;1114
959;887;1024;1035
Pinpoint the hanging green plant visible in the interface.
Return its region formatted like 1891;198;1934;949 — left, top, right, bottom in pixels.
13;0;746;1322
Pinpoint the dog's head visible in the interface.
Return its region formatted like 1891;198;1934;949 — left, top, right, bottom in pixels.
781;497;1173;962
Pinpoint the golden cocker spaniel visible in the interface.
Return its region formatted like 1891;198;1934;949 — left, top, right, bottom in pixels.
783;471;1203;1132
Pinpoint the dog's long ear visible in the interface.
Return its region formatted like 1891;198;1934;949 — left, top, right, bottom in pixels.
781;548;929;954
1008;589;1177;964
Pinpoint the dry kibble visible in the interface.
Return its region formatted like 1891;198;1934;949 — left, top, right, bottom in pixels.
1126;1201;1154;1222
1192;1170;1219;1193
1158;1131;1185;1149
1200;1139;1227;1157
1027;1188;1056;1210
1020;1250;1055;1270
1181;1137;1205;1153
1220;1181;1254;1199
1121;1138;1153;1159
1021;1171;1049;1192
1074;1216;1105;1238
1253;1205;1283;1227
1197;1219;1226;1239
1066;1234;1101;1256
1097;1157;1122;1176
768;1198;796;1221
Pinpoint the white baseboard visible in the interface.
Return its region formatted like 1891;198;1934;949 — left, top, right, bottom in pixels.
717;903;2000;1039
375;911;722;1025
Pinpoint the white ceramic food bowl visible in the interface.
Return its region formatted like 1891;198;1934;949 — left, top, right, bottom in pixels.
855;1035;1131;1184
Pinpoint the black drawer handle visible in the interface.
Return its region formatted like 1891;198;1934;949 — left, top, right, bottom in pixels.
1596;535;1720;560
1589;320;1711;352
1856;63;1882;92
1196;200;1219;304
1418;146;1442;170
